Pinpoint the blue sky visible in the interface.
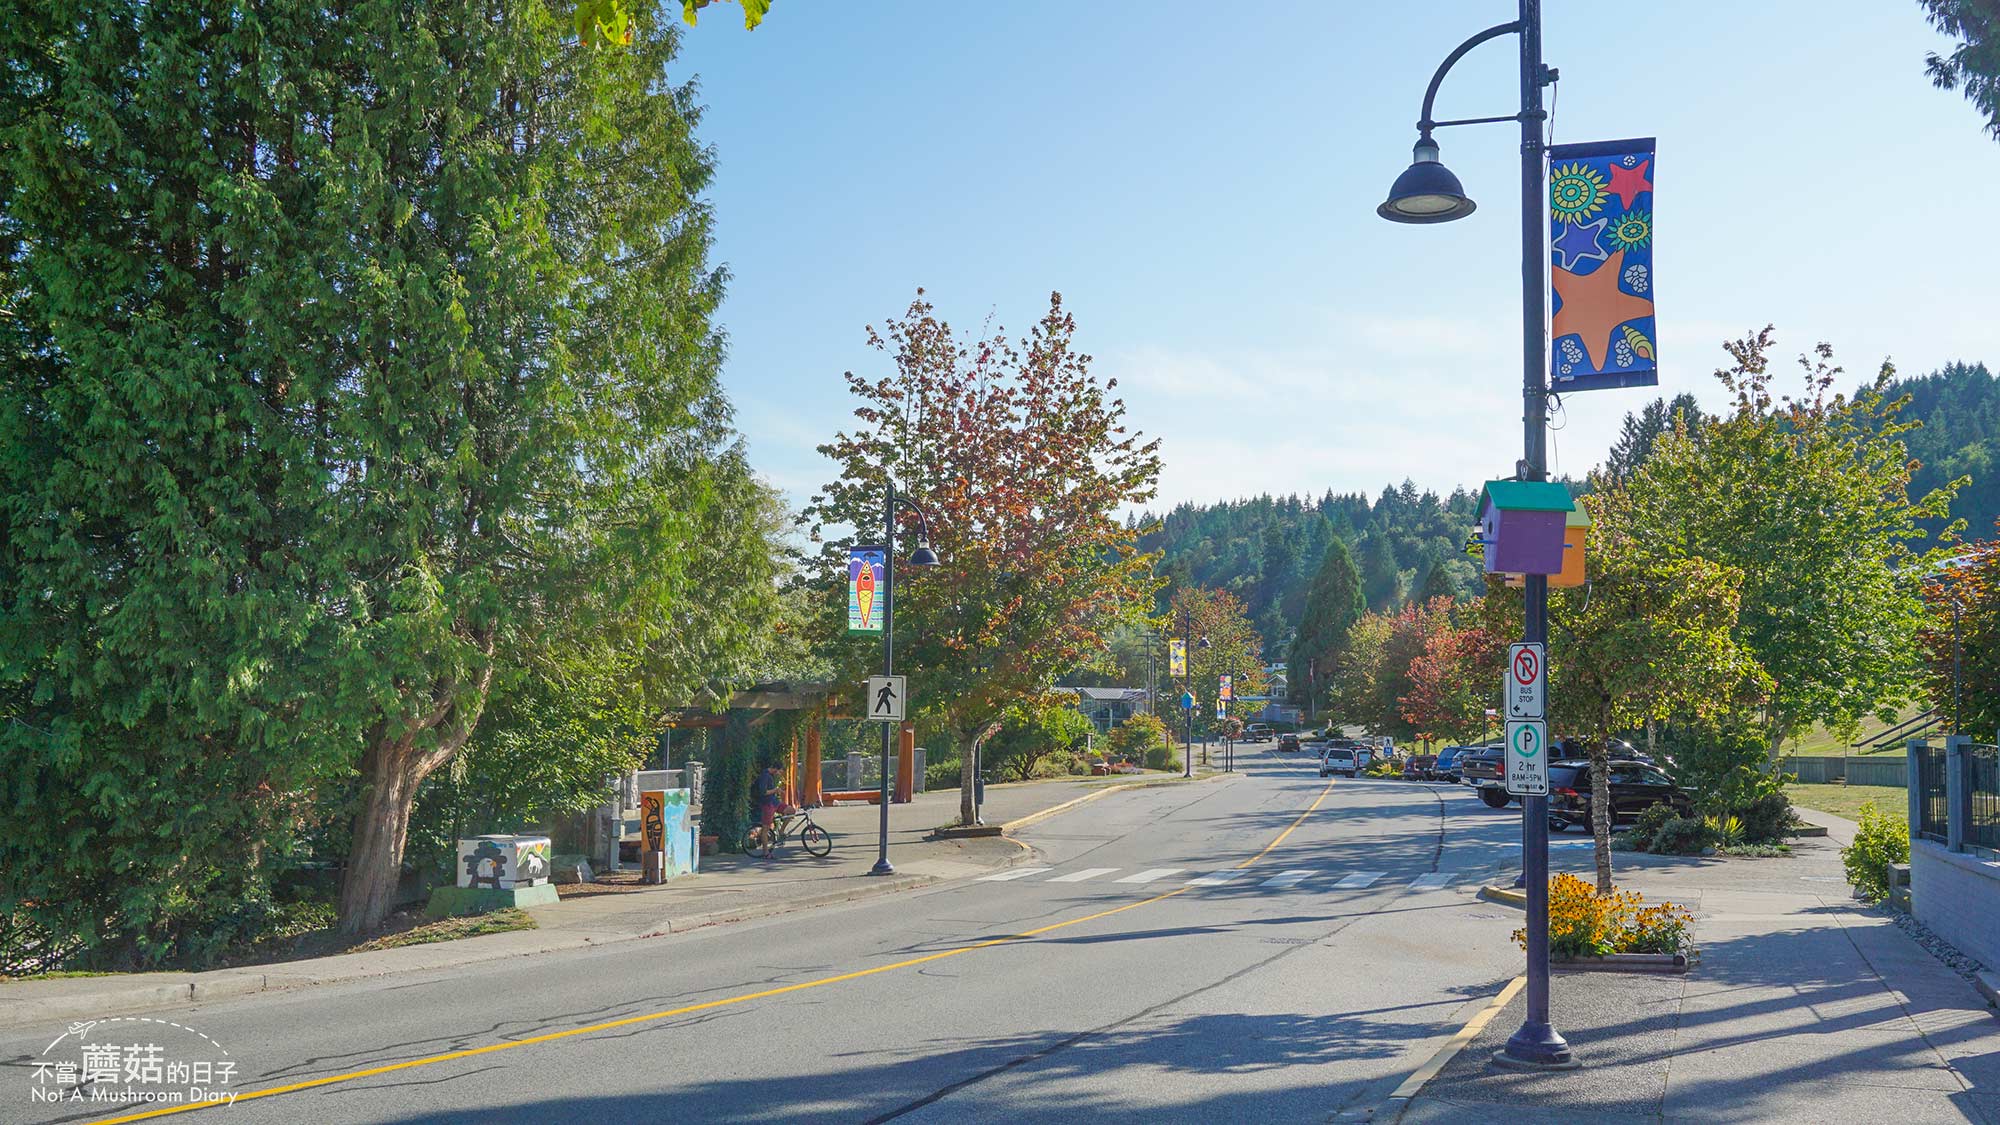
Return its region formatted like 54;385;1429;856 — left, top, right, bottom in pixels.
678;1;2000;513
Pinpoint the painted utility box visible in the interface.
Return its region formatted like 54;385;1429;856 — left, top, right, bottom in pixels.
639;789;696;882
456;834;553;890
1476;480;1575;576
1552;499;1591;588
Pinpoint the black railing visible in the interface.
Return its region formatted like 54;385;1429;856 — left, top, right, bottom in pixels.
1915;741;1950;845
1969;744;1999;855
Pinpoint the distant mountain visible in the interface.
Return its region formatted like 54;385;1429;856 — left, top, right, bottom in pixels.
1135;361;1998;659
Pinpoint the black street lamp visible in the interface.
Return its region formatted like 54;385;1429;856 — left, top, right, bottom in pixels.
1378;0;1572;1070
1179;610;1211;780
869;481;940;878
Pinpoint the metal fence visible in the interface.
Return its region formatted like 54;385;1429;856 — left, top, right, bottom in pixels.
1914;742;1950;844
1970;743;1999;854
1784;754;1908;788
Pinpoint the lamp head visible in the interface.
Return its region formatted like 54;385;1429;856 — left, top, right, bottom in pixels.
1377;136;1477;224
907;542;941;568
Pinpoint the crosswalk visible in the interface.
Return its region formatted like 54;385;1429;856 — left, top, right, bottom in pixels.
977;865;1462;893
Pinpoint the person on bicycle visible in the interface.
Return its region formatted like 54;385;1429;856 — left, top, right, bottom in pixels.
752;764;782;856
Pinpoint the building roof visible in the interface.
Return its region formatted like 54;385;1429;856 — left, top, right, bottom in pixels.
1064;687;1149;703
1478;480;1575;514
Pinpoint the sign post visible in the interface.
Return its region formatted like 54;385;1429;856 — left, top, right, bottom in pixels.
1505;720;1549;797
866;675;907;723
1506;642;1546;720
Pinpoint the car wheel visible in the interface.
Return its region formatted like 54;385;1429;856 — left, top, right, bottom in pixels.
1479;788;1510;809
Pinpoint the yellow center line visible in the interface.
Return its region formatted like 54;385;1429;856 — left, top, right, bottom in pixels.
87;778;1337;1125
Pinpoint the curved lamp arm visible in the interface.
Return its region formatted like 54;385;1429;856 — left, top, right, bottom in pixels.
1416;20;1525;136
891;493;937;544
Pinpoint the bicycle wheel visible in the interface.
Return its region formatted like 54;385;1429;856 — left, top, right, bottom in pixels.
800;822;832;858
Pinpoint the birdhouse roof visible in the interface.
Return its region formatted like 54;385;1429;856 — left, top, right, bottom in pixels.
1477;480;1574;514
1564;499;1592;528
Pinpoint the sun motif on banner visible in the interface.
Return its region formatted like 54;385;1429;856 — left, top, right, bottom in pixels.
1608;209;1652;252
1549;163;1608;223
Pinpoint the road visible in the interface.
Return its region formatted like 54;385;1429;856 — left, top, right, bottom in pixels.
3;750;1545;1124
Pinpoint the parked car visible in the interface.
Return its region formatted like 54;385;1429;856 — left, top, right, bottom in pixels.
1459;745;1505;788
1546;760;1693;831
1241;724;1275;743
1403;754;1437;781
1320;747;1359;778
1277;733;1302;752
1433;745;1475;782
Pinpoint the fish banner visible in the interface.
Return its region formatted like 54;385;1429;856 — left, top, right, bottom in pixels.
847;546;885;633
1548;138;1657;392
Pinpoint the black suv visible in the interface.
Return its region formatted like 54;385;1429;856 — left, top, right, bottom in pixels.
1546;760;1693;832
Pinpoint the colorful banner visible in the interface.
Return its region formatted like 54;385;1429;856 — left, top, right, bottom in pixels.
1548;138;1657;392
1218;674;1233;701
847;546;885;633
1169;638;1187;677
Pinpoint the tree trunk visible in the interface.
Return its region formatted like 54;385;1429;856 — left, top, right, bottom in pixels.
959;720;1001;825
337;663;493;934
337;741;424;934
1591;703;1616;895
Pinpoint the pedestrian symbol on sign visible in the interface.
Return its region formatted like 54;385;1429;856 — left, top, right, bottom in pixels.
865;675;907;722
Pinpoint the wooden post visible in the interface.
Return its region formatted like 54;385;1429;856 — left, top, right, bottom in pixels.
896;724;916;804
803;721;823;807
786;731;799;809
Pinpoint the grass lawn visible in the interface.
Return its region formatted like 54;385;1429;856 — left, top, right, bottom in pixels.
345;908;536;952
1784;713;1912;757
1785;782;1906;823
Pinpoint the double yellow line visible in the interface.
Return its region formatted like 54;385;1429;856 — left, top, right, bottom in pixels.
90;779;1335;1125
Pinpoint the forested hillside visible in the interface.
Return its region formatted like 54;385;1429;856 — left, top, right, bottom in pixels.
1136;361;1999;660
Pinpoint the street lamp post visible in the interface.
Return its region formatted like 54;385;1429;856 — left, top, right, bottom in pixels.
1378;0;1572;1069
1178;610;1210;779
869;482;940;878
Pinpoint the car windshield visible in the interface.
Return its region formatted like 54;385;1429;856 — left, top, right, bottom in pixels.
1548;765;1582;787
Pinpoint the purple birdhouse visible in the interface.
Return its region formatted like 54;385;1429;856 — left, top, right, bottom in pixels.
1477;480;1574;576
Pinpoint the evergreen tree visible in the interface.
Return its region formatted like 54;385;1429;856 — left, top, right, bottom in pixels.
1288;540;1364;708
1360;535;1404;612
1;3;756;942
1418;556;1458;604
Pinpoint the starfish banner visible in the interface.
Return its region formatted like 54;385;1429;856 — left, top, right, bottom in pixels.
1548;137;1657;392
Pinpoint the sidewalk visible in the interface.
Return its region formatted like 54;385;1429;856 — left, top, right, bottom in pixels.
0;772;1215;1031
1398;826;2000;1123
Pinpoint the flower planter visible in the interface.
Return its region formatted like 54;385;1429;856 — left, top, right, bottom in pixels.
1553;951;1692;973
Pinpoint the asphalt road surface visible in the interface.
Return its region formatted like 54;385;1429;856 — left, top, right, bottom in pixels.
3;750;1545;1124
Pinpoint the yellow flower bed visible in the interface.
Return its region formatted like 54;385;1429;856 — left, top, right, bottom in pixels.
1511;873;1695;958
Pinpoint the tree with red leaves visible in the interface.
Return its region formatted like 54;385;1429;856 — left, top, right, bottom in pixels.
811;291;1162;824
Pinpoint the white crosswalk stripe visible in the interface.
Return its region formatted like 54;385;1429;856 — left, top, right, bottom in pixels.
1185;871;1244;886
1115;868;1184;884
1334;871;1385;888
1047;867;1119;883
979;867;1051;881
1408;872;1456;890
1260;869;1314;888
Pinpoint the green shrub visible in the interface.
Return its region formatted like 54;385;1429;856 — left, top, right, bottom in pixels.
1106;713;1169;761
1728;790;1797;844
1143;741;1182;773
1028;749;1084;779
1650;816;1715;855
1627;803;1680;852
925;755;964;791
1365;757;1402;778
1842;802;1910;902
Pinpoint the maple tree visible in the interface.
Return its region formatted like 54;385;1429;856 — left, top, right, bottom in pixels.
1166;586;1267;745
1613;329;1961;758
1917;527;2000;736
810;291;1162;824
1399;612;1504;746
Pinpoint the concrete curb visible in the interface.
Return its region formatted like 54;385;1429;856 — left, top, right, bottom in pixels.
1478;884;1528;908
1977;970;2000;1011
1;832;1047;1031
1370;975;1527;1124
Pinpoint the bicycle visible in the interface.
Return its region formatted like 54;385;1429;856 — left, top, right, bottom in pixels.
751;805;832;859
